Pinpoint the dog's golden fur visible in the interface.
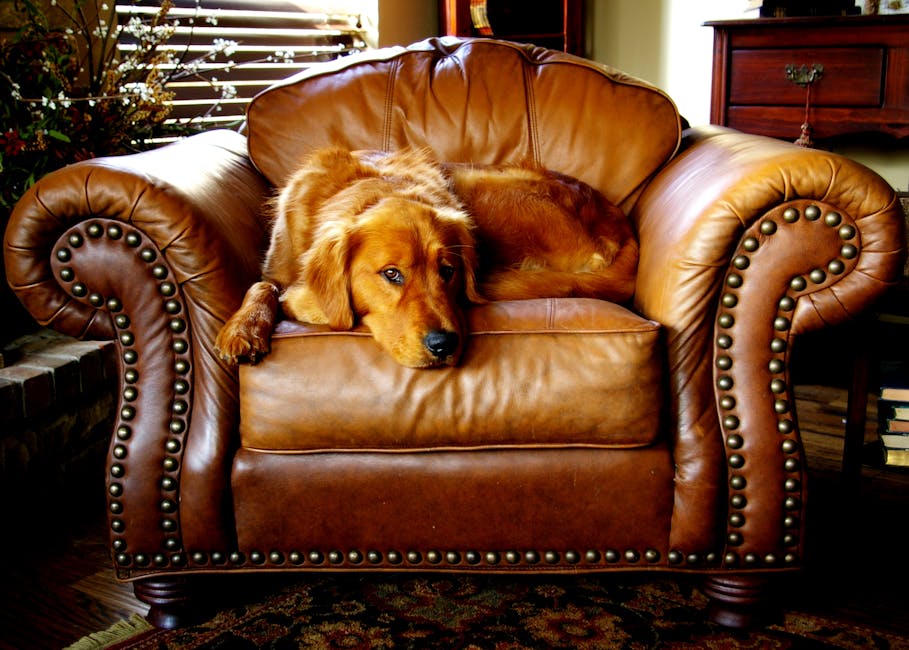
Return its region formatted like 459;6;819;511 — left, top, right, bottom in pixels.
215;147;638;368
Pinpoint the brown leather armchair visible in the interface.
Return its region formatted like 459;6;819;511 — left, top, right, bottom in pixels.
5;38;906;629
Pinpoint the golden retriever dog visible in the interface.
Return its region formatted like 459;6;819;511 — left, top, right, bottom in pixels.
214;147;637;368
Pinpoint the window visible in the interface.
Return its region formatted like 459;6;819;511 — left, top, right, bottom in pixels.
116;0;376;130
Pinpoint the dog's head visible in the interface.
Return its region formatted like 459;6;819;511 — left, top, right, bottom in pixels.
301;196;483;368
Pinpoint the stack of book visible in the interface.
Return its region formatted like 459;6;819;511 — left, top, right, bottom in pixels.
878;359;909;467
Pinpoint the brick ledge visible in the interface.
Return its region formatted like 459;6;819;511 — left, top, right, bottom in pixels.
0;330;116;423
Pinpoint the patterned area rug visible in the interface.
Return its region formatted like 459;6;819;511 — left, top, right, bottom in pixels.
90;573;908;649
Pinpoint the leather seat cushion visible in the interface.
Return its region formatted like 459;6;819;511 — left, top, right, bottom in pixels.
238;298;662;452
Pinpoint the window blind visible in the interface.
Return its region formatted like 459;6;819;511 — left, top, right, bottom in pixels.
115;0;373;130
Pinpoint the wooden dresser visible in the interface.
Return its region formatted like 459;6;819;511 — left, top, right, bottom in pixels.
439;0;583;56
706;16;909;141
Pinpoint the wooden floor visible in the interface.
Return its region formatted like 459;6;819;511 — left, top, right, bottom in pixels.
1;384;908;649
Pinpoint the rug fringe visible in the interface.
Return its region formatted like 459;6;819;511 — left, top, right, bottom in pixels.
64;613;153;650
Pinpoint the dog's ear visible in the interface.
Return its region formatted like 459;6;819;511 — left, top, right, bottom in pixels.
454;220;486;304
301;221;356;330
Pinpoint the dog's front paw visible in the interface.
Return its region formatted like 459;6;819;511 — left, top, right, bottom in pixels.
215;281;281;365
215;319;272;365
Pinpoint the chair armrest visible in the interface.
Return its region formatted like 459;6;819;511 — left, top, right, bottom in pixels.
633;125;905;561
4;130;272;564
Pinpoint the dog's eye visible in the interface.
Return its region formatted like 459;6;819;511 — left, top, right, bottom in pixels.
381;267;404;285
439;264;455;282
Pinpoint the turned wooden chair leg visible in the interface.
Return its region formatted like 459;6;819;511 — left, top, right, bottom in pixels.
133;576;196;629
702;574;771;629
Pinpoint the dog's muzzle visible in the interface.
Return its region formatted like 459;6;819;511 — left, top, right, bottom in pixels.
423;330;460;360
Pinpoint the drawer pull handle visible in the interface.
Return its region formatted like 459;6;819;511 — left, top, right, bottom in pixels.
785;63;824;87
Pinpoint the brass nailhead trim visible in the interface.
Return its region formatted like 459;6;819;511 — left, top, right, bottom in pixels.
715;203;859;565
55;221;193;566
116;545;692;571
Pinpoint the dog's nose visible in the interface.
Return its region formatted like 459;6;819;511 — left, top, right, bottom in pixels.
424;330;460;359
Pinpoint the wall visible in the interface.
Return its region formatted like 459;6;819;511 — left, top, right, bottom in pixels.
586;0;908;191
377;0;438;47
586;0;744;126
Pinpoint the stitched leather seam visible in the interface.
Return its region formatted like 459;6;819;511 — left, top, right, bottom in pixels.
270;327;660;340
241;442;657;455
383;58;401;151
523;63;540;165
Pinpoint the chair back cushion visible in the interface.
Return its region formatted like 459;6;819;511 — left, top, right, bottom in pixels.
245;37;681;212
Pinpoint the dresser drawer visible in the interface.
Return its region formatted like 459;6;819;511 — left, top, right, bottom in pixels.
729;47;884;107
708;16;909;140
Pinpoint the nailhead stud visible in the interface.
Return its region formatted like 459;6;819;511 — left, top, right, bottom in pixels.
824;211;842;227
838;224;856;240
828;259;845;274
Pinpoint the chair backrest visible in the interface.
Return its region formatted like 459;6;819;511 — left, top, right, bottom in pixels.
246;37;681;213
